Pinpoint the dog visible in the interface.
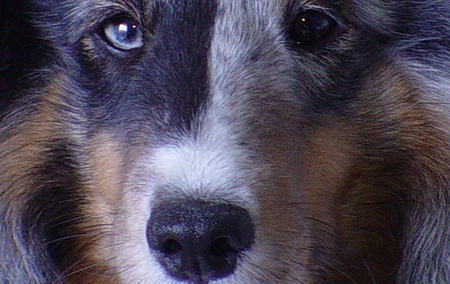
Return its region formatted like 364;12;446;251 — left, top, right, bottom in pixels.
1;0;449;283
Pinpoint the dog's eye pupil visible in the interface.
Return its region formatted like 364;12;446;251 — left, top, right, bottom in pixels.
103;17;143;50
289;10;337;48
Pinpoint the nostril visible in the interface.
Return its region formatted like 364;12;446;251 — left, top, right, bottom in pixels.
161;238;182;255
210;236;236;257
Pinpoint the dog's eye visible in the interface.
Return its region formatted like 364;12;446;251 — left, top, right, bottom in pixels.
288;10;338;49
102;16;143;50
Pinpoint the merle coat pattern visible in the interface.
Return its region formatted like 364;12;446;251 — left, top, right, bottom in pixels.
1;0;449;283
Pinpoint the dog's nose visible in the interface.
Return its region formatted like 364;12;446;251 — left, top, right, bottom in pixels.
147;200;254;283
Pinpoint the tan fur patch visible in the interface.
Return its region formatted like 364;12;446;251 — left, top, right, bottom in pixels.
252;102;355;280
87;132;124;209
60;132;126;282
0;75;66;207
300;120;355;236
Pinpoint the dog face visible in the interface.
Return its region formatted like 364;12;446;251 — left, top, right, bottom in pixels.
75;2;319;282
1;0;448;283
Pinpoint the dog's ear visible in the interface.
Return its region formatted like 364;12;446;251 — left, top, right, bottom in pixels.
0;0;48;113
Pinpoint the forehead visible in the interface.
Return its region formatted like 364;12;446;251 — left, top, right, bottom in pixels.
48;0;393;26
55;0;388;41
62;0;302;19
53;0;372;40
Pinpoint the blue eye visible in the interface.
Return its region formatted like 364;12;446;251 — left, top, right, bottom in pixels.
103;16;143;50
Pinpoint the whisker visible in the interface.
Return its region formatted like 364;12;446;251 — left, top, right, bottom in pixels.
361;256;377;284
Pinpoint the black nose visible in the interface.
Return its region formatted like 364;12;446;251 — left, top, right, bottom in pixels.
147;200;255;283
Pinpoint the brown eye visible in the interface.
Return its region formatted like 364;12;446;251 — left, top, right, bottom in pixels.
288;10;338;49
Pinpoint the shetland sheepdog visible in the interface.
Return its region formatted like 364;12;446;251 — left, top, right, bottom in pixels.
1;0;448;283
